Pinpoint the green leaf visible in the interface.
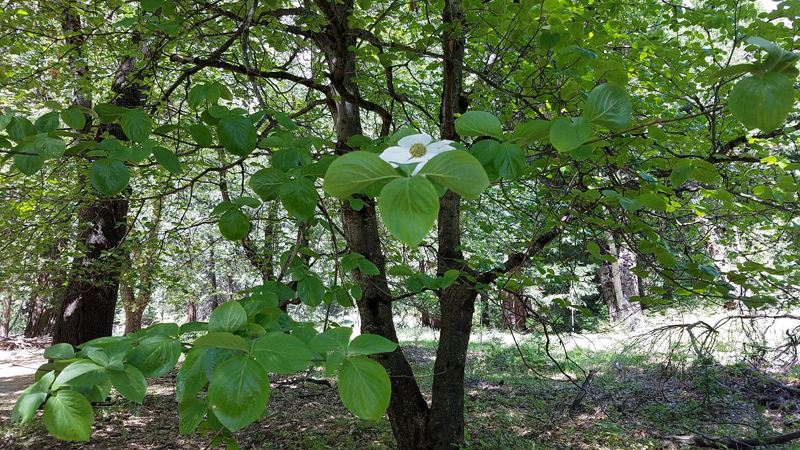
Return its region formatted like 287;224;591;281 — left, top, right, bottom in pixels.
619;197;642;212
207;356;270;431
8;117;36;139
249;168;289;200
417;150;489;199
468;139;500;165
93;103;127;124
208;301;248;333
52;360;107;389
349;198;365;210
44;343;75;361
325;351;347;377
234;196;261;208
35;111;60;133
378;176;439;247
179;322;208;334
146;323;180;338
636;193;667;211
219;209;250;240
655;247;678;266
357;259;380;275
347;334;398;356
43;390;93;441
587;241;600;256
87;350;110;367
350;284;363;300
387;265;414;276
280;177;317;222
44;100;62;110
308;327;352;354
179;398;207;435
127;334;181;378
121;109;152;143
708;64;756;82
538;30;560;49
217;115;257;156
729;73;794;131
568;145;593;161
582;83;631;131
211;201;235;216
188;124;214;147
14;152;44;175
512;120;552;145
90;158;130;195
39;136;66;159
492;142;526;179
193;332;251;352
141;0;165;11
692;167;716;184
257;282;296;301
455;111;503;140
670;165;693;187
176;347;208;402
550;117;592;152
187;84;209;109
252;332;314;374
209;105;230;118
338;357;391;421
0;111;12;131
322;151;400;199
12;371;55;423
152;146;182;174
109;365;146;403
347;134;373;147
297;275;325;307
61;106;87;130
272;147;312;171
274;112;299;130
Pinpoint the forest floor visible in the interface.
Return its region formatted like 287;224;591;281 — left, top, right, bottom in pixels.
3;315;800;450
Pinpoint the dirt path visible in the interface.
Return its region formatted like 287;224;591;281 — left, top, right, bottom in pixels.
0;346;48;417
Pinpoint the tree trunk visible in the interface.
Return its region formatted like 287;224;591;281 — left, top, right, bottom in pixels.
124;301;145;334
53;8;149;346
53;197;130;346
25;239;67;337
200;249;226;320
1;296;11;337
597;239;642;330
187;301;196;322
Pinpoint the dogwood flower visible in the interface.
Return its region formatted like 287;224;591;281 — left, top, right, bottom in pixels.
378;133;455;176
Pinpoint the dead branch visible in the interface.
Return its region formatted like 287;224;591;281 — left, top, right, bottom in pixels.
570;369;598;414
661;429;800;448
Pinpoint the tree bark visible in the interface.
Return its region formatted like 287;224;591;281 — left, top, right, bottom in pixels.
187;301;196;323
1;296;11;337
597;239;642;330
53;8;150;346
53;197;130;346
25;238;68;337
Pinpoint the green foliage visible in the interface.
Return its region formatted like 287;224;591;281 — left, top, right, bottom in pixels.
378;176;440;247
207;356;271;431
322;151;399;199
339;357;392;421
12;293;398;442
3;0;800;446
217;115;257;156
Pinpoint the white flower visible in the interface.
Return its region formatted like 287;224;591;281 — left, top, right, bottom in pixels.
378;133;455;176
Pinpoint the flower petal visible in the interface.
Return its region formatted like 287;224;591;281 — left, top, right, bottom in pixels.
379;146;412;164
398;133;431;149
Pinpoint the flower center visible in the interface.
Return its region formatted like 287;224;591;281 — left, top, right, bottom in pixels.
409;143;427;158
